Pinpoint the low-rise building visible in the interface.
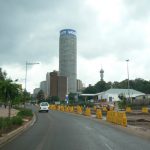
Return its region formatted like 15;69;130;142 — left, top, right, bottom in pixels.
97;88;145;102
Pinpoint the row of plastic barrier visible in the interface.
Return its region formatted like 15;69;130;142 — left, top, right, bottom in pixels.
106;111;127;127
49;105;103;119
125;107;132;113
49;105;150;127
49;105;127;127
126;107;149;113
142;107;149;113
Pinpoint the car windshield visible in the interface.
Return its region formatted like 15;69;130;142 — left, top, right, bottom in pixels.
40;102;48;106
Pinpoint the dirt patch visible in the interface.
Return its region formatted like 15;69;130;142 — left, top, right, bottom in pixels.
0;108;19;117
127;112;150;130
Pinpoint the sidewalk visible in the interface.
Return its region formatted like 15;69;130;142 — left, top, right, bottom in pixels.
0;107;18;117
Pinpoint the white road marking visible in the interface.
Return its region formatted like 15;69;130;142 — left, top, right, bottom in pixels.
105;143;113;150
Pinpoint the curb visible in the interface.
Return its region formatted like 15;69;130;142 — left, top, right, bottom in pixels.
0;113;36;147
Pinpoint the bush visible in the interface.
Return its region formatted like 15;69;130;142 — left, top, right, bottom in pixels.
0;116;23;136
17;108;33;117
11;116;23;126
0;118;12;130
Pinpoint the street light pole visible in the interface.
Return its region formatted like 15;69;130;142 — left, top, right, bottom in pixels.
126;59;130;101
25;61;27;91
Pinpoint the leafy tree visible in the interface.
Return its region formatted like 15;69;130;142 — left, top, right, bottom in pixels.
36;90;45;103
68;93;77;105
0;79;20;117
68;93;76;101
94;80;110;92
82;85;97;94
118;93;127;109
51;96;60;102
21;90;31;107
0;68;7;81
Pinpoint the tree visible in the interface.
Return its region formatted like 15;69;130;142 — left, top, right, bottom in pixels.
51;96;60;102
36;90;45;103
68;93;76;105
0;79;20;117
94;80;110;93
82;85;97;94
118;93;127;109
0;68;7;81
21;90;31;107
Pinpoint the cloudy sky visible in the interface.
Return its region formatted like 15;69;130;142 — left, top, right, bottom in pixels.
0;0;150;93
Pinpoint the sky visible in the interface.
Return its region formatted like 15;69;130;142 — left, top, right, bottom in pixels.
0;0;150;93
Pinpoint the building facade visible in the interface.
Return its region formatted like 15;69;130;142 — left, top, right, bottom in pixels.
58;76;68;100
50;71;59;97
77;79;83;92
50;70;67;100
40;81;47;98
46;72;51;97
33;88;40;98
59;29;77;93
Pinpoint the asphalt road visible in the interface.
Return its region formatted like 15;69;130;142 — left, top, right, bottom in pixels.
1;105;150;150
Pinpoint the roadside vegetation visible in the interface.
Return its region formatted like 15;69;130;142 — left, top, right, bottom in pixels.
82;79;150;94
0;68;31;116
0;68;33;137
0;108;33;136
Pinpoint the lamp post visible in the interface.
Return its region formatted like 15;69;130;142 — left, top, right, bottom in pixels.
25;61;39;92
126;59;130;101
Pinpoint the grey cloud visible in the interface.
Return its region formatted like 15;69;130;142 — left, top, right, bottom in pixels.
0;0;84;65
0;0;149;66
78;22;147;60
124;0;150;20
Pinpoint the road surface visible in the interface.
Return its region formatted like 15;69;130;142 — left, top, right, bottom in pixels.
1;106;150;150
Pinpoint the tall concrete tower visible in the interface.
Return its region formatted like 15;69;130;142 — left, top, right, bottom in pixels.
59;29;77;93
100;68;104;81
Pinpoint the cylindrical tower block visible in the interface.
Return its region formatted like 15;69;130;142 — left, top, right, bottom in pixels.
59;29;77;93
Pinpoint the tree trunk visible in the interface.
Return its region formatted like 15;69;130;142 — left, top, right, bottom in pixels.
8;100;11;118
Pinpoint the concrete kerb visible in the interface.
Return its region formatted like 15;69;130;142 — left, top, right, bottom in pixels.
0;113;37;147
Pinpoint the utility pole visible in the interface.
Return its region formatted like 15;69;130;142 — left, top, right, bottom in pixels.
126;59;130;102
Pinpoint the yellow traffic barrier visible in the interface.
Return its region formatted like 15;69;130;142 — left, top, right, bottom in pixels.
49;105;51;110
93;106;97;111
69;106;74;113
57;105;60;111
85;108;91;116
77;106;82;114
122;114;127;127
102;107;107;112
49;105;56;110
60;105;65;112
126;107;132;113
110;107;114;111
106;111;127;127
96;109;102;119
73;106;77;113
142;107;149;113
65;106;69;112
112;112;117;124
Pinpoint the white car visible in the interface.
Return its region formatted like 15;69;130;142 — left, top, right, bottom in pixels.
39;102;49;112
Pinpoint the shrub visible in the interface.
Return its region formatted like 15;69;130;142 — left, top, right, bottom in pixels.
11;116;23;126
0;117;12;132
17;108;33;117
0;117;4;130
